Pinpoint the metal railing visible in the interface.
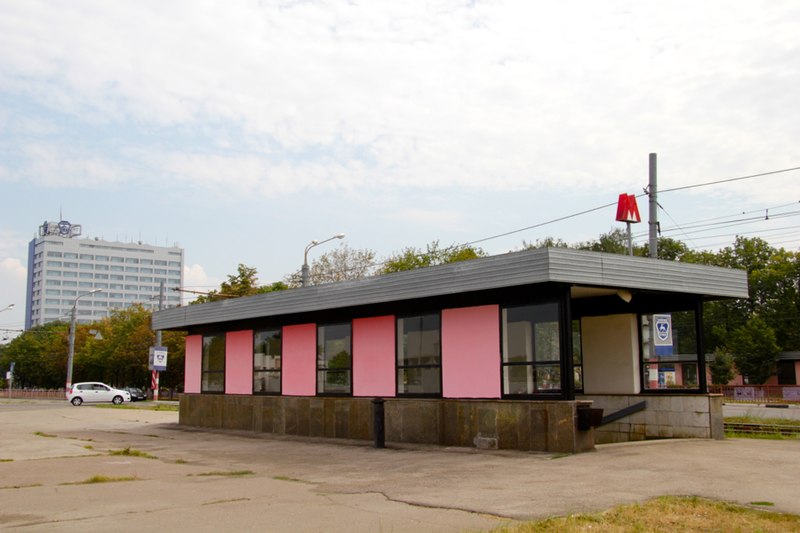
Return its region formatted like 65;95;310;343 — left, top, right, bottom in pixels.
710;385;800;404
0;388;66;400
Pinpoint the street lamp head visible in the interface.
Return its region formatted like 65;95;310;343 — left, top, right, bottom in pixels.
335;233;345;239
1;303;14;312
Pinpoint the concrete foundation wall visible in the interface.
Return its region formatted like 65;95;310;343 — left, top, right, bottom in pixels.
579;394;724;443
179;394;596;454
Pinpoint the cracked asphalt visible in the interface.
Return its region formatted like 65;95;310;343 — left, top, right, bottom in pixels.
2;400;799;532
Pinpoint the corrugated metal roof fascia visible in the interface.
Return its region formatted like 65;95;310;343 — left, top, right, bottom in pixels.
151;248;748;330
548;250;748;298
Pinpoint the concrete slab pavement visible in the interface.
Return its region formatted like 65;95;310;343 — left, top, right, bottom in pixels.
2;400;799;532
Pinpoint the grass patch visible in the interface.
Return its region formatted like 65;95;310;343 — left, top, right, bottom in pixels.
62;475;139;485
726;416;800;427
192;470;254;477
33;431;57;438
492;496;800;533
725;431;799;440
84;445;94;450
0;458;13;462
109;447;157;459
96;403;179;412
1;483;43;489
272;475;313;484
174;458;188;464
751;501;775;506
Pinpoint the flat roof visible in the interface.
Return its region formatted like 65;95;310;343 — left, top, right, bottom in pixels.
152;247;749;331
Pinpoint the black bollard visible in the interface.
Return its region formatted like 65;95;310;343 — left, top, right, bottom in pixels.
372;397;385;448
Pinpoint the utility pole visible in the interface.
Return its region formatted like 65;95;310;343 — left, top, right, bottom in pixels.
648;153;658;259
153;279;165;401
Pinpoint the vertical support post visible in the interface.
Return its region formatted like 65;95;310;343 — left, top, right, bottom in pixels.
154;279;165;402
372;398;385;448
648;153;658;259
696;298;708;394
626;221;633;256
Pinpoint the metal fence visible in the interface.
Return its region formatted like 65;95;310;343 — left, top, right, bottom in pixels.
710;385;800;404
0;389;66;400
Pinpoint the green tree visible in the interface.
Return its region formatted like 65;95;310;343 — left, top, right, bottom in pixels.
0;322;69;389
194;264;287;303
379;241;486;274
726;316;780;384
708;348;736;385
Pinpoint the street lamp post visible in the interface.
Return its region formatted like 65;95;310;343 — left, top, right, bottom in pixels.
0;303;14;313
66;289;103;393
302;233;345;287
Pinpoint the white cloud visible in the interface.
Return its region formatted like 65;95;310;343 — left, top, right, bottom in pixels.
181;263;220;304
0;0;798;206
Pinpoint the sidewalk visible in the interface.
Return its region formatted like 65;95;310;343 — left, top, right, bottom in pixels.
2;401;800;532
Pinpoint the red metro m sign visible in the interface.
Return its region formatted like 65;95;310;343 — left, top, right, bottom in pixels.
615;193;641;223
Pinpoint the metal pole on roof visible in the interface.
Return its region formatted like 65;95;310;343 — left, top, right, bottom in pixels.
648;153;658;258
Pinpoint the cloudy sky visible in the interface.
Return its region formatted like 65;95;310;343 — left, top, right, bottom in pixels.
2;1;799;335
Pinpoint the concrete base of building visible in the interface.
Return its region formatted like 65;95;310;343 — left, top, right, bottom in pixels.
579;393;724;443
179;394;597;454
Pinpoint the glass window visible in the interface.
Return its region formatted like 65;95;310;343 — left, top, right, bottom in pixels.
397;313;441;396
125;257;139;264
95;255;109;261
47;251;63;258
46;270;61;276
79;254;94;260
317;323;351;395
572;320;583;392
63;271;77;278
95;283;108;289
78;281;93;288
125;275;138;281
141;259;153;265
155;260;167;266
95;273;109;280
96;264;109;271
111;265;124;272
126;266;139;272
63;252;78;259
202;334;226;393
110;275;123;281
641;310;700;390
502;302;562;396
62;290;77;296
79;272;93;279
111;256;124;263
47;260;62;267
63;262;78;268
253;328;282;394
79;263;93;270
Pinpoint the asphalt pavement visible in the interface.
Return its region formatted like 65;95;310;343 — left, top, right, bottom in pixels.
1;399;799;532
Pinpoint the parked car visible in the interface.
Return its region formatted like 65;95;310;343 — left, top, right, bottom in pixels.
122;387;147;402
67;382;131;406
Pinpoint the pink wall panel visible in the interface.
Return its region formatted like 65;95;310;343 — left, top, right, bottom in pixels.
282;323;317;396
353;316;396;397
442;305;501;398
185;335;202;394
225;330;253;395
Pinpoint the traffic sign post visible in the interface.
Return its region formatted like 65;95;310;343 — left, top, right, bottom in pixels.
149;346;168;401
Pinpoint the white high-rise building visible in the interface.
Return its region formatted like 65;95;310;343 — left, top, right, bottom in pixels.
25;219;184;329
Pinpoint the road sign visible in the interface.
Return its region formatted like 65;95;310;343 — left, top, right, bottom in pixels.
149;346;168;371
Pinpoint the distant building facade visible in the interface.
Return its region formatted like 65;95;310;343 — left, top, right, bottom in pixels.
25;219;184;329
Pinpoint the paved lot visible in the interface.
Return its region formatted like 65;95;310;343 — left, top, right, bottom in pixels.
1;400;799;532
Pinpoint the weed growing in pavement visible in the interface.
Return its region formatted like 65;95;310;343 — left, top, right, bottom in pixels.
109;446;157;459
62;475;140;485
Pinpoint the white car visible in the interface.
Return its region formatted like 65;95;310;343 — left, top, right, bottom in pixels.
67;382;131;406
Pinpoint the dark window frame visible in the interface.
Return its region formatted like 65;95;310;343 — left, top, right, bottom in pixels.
638;304;705;393
500;300;564;399
253;327;282;396
316;321;353;396
201;332;226;394
396;312;442;398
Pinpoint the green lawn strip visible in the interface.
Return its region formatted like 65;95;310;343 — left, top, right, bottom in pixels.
33;431;57;438
492;495;800;533
1;483;43;490
725;416;800;427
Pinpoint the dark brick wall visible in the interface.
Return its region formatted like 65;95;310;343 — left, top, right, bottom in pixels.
179;394;596;454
